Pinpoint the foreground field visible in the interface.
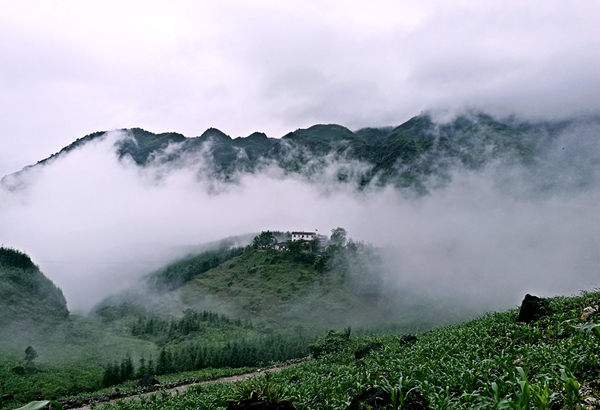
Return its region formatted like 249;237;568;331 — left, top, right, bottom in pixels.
94;290;600;410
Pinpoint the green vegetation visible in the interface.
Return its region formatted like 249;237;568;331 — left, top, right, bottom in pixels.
13;400;62;410
308;328;352;359
0;247;36;270
166;229;430;332
115;128;186;165
94;290;600;410
98;228;463;334
252;231;277;250
0;313;158;408
0;231;435;409
102;332;312;387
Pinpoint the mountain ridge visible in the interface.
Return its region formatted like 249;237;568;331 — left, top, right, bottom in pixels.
3;111;599;195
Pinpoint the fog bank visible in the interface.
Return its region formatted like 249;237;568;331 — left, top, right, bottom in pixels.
1;124;599;313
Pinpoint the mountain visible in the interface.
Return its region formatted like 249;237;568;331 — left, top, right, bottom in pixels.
4;112;598;194
0;247;69;327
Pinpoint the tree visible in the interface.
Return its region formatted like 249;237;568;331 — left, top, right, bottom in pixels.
120;354;135;381
252;231;277;250
309;236;321;253
24;346;38;373
137;356;147;378
330;227;347;246
286;239;315;264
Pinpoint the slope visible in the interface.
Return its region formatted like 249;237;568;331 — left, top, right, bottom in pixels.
0;247;69;327
97;289;600;410
96;232;475;334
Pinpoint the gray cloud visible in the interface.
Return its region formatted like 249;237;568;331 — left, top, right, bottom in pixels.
2;117;600;316
2;1;600;177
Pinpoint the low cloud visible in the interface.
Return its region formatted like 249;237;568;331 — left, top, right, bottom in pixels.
1;120;600;316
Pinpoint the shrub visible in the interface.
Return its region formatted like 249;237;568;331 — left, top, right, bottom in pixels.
308;329;351;359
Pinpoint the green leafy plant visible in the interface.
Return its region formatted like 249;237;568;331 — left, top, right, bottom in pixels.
227;373;289;405
13;400;62;410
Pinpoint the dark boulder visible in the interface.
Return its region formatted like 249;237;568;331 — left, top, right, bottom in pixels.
2;394;14;402
11;366;25;375
516;294;549;323
138;375;160;387
346;386;430;410
227;398;295;410
355;342;383;360
401;334;418;344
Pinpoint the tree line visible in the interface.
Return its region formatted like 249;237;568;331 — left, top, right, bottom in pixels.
129;309;253;339
102;332;312;387
0;246;36;270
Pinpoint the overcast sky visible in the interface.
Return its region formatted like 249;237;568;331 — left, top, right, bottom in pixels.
1;0;600;177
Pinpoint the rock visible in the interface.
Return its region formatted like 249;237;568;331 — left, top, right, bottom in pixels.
227;397;295;410
346;387;391;409
138;375;160;387
355;343;383;360
581;306;597;321
346;386;430;410
516;294;549;324
401;334;418;344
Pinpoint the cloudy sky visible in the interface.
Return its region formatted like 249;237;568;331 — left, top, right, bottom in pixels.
1;0;600;177
2;1;600;313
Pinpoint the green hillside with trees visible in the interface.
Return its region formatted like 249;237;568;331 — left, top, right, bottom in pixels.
99;228;465;334
0;247;69;327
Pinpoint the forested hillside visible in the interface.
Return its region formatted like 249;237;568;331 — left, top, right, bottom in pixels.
0;247;69;327
95;229;464;334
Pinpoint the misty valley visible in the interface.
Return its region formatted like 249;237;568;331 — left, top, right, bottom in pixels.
2;112;600;409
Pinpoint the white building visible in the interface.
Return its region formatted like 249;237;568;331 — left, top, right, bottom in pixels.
291;231;316;242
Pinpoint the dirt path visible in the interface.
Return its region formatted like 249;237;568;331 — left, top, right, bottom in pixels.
64;357;310;410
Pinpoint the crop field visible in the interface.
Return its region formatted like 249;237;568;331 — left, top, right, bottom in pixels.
92;290;600;410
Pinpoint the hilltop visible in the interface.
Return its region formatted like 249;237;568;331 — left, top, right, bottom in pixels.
94;229;473;333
